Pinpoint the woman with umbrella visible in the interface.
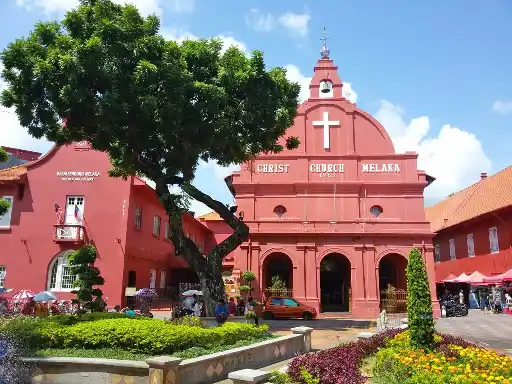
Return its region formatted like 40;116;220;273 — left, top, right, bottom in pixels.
133;288;157;316
33;291;57;317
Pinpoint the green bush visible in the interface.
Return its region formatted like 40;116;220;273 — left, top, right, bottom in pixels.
165;315;205;327
4;317;270;355
406;248;435;350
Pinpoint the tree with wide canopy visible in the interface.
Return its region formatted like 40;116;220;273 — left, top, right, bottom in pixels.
0;0;300;313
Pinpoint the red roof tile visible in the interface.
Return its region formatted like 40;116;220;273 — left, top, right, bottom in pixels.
425;166;512;232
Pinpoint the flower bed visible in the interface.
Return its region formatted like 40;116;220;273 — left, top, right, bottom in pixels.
269;330;512;384
372;331;512;384
0;313;272;360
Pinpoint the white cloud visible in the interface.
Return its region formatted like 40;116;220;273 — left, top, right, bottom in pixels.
284;64;311;103
492;100;512;115
162;28;247;54
246;9;275;32
278;10;311;37
375;100;492;200
284;64;358;104
15;0;163;16
167;0;194;13
0;65;53;154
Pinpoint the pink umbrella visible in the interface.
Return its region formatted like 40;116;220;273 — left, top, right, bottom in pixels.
483;269;512;284
13;290;35;301
437;273;456;283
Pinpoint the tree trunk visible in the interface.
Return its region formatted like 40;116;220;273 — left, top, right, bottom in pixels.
154;178;249;317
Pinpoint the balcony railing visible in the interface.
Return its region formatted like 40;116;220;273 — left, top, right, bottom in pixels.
54;224;86;243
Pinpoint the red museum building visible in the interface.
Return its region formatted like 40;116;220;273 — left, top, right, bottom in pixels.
0;49;441;318
426;167;512;281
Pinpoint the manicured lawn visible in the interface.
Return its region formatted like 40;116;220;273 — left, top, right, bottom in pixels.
1;313;274;360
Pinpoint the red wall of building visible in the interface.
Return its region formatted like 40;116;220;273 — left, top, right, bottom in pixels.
0;145;130;304
434;206;512;279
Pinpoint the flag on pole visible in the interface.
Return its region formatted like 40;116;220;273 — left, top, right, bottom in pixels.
54;203;63;224
74;205;82;223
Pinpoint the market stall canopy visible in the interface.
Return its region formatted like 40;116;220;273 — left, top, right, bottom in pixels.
437;274;456;283
453;273;470;283
467;271;490;285
483;269;512;284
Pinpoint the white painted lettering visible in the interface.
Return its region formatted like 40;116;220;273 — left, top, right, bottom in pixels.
256;163;290;173
361;163;401;173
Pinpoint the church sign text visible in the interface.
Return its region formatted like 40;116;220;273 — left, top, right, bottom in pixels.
362;163;401;173
256;164;290;173
56;171;100;182
309;163;344;178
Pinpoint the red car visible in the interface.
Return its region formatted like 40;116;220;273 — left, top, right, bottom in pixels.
262;296;317;320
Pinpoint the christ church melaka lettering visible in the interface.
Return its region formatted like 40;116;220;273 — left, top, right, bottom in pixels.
361;163;401;173
309;163;345;178
256;164;290;173
56;171;100;182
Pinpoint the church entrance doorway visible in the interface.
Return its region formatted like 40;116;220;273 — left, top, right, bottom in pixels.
262;252;293;297
320;253;351;313
379;253;408;314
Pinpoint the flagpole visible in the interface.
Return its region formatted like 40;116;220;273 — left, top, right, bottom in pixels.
333;183;336;222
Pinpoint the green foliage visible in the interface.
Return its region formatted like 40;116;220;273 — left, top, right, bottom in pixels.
242;270;256;282
0;197;10;218
0;0;301;311
406;248;435;350
4;317;270;356
299;368;320;384
0;149;10;217
270;276;287;289
165;315;205;327
0;148;7;162
239;285;250;292
268;371;294;384
0;0;300;195
245;310;257;320
32;347;150;361
68;245;106;312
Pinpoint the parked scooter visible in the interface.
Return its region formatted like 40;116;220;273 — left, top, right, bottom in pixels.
440;293;468;317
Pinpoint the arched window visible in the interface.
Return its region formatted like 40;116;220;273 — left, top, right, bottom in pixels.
273;205;287;218
370;205;383;217
47;251;78;291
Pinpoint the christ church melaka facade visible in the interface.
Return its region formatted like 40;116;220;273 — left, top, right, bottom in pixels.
202;52;441;318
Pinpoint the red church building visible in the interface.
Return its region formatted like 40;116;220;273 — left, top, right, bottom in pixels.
200;47;440;318
0;142;208;307
0;46;441;318
426;167;512;280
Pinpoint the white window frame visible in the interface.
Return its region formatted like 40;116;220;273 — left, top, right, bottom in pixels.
153;215;161;237
135;205;142;229
434;244;440;263
466;233;475;257
47;255;78;292
489;227;499;254
449;239;456;260
0;265;6;287
160;270;166;289
0;196;14;229
164;221;170;240
149;268;157;289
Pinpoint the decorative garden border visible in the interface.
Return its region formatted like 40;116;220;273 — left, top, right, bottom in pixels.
22;326;313;384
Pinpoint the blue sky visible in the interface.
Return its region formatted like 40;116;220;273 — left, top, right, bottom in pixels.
1;0;511;215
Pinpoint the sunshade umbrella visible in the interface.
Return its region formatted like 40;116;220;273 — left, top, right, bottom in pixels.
134;288;157;299
181;290;203;297
483;269;512;284
33;291;57;302
12;290;35;300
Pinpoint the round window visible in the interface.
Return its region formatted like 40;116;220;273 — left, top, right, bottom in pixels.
273;205;287;217
370;205;383;217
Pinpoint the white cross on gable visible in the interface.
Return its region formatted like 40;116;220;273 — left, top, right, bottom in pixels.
312;111;340;149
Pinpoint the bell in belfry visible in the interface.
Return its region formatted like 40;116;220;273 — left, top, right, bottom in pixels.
320;81;332;94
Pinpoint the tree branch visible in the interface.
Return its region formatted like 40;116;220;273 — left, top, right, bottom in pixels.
180;182;249;266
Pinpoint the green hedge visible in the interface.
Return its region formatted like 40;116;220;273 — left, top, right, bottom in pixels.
2;316;270;355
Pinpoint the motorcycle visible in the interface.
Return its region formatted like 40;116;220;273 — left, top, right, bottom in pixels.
440;294;468;317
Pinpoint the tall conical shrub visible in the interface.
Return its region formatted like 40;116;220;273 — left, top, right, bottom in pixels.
406;247;435;349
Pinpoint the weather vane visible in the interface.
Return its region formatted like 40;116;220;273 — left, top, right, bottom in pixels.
320;26;330;59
